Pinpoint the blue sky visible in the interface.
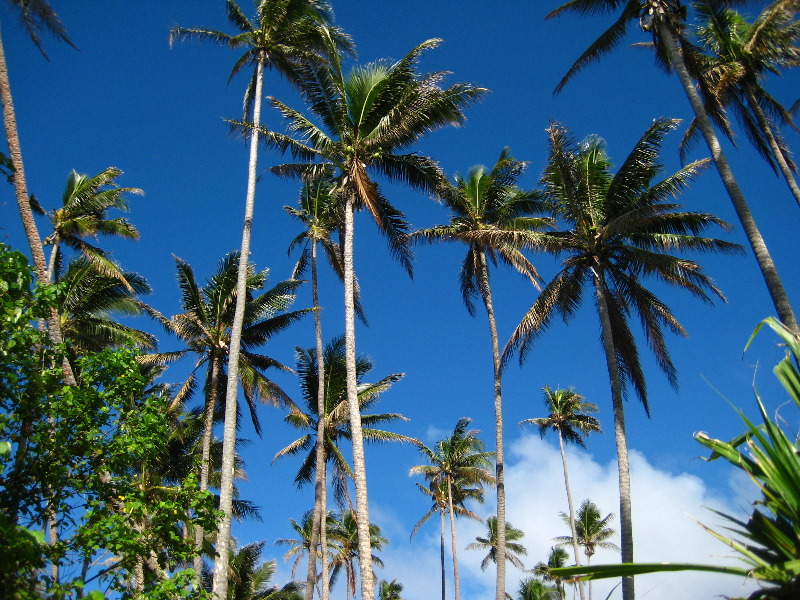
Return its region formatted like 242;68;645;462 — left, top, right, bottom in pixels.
3;1;799;598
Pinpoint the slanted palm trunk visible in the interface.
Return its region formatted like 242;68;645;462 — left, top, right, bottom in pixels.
557;431;586;600
476;250;506;600
194;353;221;578
593;268;633;600
656;18;798;337
743;86;800;209
213;57;265;600
342;191;374;600
307;238;330;600
446;478;461;600
0;27;75;386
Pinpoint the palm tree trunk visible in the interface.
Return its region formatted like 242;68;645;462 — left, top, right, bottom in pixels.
744;86;800;209
440;508;446;600
307;238;329;600
446;478;461;600
593;268;634;600
194;353;220;579
557;432;586;600
342;191;374;600
0;27;76;386
656;18;798;337
476;250;506;600
212;56;265;600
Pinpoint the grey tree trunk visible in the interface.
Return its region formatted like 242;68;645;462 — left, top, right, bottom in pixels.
440;509;446;600
212;57;265;599
0;27;76;386
194;353;220;579
342;191;374;600
657;19;798;336
557;432;586;600
476;250;506;600
306;238;330;600
446;477;461;600
744;86;800;210
593;269;634;600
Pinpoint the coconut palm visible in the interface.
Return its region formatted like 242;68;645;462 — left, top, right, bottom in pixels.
411;478;485;600
377;579;404;600
410;418;495;600
0;1;77;383
548;0;799;338
55;257;155;367
275;509;337;583
520;386;601;600
275;335;412;505
328;510;387;600
170;4;351;595
41;167;142;285
143;252;308;577
284;167;362;600
1;0;76;283
533;547;570;600
412;148;546;598
504;118;741;600
555;500;619;600
261;40;485;600
517;577;560;600
203;540;303;600
466;516;528;572
692;0;800;208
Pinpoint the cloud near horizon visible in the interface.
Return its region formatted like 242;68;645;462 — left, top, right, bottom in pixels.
374;433;758;600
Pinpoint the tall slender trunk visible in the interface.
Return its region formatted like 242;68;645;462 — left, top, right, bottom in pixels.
557;432;586;600
446;478;461;600
476;249;506;600
343;192;374;600
0;27;75;386
439;508;446;600
744;86;800;209
592;268;634;600
212;57;265;599
307;239;330;600
657;19;798;336
194;353;220;578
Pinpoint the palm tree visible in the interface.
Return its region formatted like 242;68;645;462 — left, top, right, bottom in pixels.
0;1;77;383
262;40;486;600
284;167;359;600
410;418;495;600
143;252;308;577
692;0;800;208
413;148;546;600
411;478;485;600
56;257;155;365
555;500;619;600
377;579;404;600
275;336;411;501
40;167;142;285
170;4;351;595
520;386;601;600
275;509;337;583
204;540;303;600
328;510;387;600
517;577;560;600
532;547;570;600
504;119;741;600
466;516;528;572
548;0;799;338
1;0;75;284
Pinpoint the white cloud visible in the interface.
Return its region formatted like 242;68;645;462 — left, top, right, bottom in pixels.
374;433;760;600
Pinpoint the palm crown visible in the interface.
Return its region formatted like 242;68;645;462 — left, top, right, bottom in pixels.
505;118;741;411
522;386;601;448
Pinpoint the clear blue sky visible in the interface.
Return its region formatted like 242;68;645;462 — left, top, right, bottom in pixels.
3;2;799;598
